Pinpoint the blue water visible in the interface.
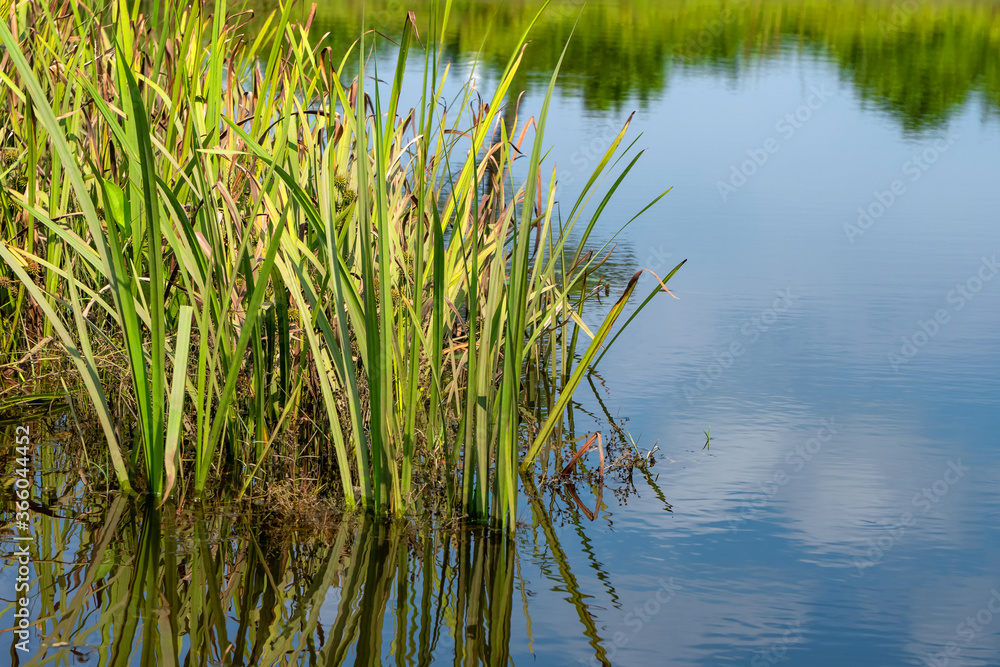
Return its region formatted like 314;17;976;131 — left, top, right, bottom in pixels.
516;50;1000;666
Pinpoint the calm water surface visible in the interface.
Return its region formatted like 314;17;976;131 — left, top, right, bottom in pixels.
3;1;1000;664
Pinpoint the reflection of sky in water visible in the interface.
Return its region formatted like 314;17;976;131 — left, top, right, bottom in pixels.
510;45;1000;666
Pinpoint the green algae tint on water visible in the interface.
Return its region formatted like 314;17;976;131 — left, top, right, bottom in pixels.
3;0;1000;664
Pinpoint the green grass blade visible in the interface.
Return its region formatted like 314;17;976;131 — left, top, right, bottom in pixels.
161;305;194;504
522;270;644;470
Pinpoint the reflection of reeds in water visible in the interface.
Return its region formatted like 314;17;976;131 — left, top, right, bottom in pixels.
523;473;612;667
14;486;625;666
0;418;660;666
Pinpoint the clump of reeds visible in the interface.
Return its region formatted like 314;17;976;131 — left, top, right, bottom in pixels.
0;0;680;527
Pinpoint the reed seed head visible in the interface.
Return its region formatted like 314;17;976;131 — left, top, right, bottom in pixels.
335;187;357;212
9;171;28;192
334;175;358;212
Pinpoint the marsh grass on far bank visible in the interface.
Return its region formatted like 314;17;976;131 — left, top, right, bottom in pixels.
0;0;681;527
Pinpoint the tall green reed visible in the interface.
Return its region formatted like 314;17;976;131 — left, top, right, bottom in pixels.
0;0;678;525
